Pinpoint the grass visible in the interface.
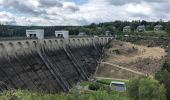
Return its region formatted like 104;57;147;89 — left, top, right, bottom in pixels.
131;30;169;37
80;81;90;87
145;30;168;37
0;80;131;100
0;89;130;100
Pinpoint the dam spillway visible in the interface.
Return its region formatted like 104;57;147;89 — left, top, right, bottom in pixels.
0;36;112;93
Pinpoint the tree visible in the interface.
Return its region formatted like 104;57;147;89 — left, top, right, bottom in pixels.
165;21;170;36
127;76;166;100
162;61;170;72
141;20;148;26
0;24;9;37
155;60;170;100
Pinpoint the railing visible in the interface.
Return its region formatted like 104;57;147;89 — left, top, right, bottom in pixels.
0;37;37;41
0;35;113;41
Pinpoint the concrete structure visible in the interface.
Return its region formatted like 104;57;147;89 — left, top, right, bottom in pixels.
26;29;44;39
137;25;145;32
123;26;131;33
154;25;163;31
78;32;87;36
105;31;112;36
55;31;69;39
110;81;126;92
0;36;113;93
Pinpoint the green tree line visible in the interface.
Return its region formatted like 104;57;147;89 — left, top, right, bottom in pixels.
0;20;170;37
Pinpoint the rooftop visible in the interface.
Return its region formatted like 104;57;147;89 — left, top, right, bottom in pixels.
110;81;125;85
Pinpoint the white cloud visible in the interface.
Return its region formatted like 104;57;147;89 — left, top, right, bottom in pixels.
126;3;151;15
0;0;170;26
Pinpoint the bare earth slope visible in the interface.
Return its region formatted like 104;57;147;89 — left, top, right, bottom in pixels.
96;40;167;79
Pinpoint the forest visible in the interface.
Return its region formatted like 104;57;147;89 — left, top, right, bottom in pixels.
0;20;170;37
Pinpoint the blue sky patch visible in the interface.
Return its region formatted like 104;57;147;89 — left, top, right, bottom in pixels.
66;0;87;5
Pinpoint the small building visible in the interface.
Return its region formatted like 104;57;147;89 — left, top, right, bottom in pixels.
26;29;44;39
137;25;145;32
55;31;69;39
105;31;112;36
78;32;87;36
110;81;126;92
123;26;131;33
154;25;163;31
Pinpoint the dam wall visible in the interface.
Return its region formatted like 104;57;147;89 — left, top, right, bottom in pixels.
0;36;112;93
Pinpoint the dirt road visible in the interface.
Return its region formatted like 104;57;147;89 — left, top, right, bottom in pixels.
101;62;145;75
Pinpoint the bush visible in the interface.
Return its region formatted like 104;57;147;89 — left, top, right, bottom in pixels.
105;41;112;49
1;90;20;100
96;79;112;85
162;60;170;72
127;76;166;100
80;81;90;87
155;60;170;100
88;82;102;91
0;90;130;100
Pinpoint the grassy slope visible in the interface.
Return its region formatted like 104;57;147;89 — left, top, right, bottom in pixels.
132;30;169;37
0;79;130;100
0;90;130;100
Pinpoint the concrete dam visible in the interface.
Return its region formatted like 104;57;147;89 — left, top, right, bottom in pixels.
0;36;112;93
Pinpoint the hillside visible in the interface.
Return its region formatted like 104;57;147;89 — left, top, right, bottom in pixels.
96;40;167;79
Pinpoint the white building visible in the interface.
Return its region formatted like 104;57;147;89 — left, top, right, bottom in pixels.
26;29;44;39
123;26;131;33
154;25;163;31
137;25;145;32
105;31;112;36
55;31;69;39
110;81;126;92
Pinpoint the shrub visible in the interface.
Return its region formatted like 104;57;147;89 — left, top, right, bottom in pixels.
0;90;130;100
1;90;20;100
162;60;170;72
155;59;170;100
80;81;90;87
96;79;112;85
105;41;112;49
88;82;102;91
127;76;166;100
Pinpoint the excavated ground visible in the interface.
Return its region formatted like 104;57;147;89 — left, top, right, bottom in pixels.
96;40;167;79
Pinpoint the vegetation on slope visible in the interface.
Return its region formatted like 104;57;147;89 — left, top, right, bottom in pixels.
1;20;170;37
127;76;166;100
115;36;170;100
0;90;130;100
0;76;167;100
156;59;170;100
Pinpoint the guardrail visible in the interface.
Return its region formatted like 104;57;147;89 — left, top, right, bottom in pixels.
0;37;38;41
0;35;113;41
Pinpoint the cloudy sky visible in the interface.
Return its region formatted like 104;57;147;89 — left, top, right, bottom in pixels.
0;0;169;26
